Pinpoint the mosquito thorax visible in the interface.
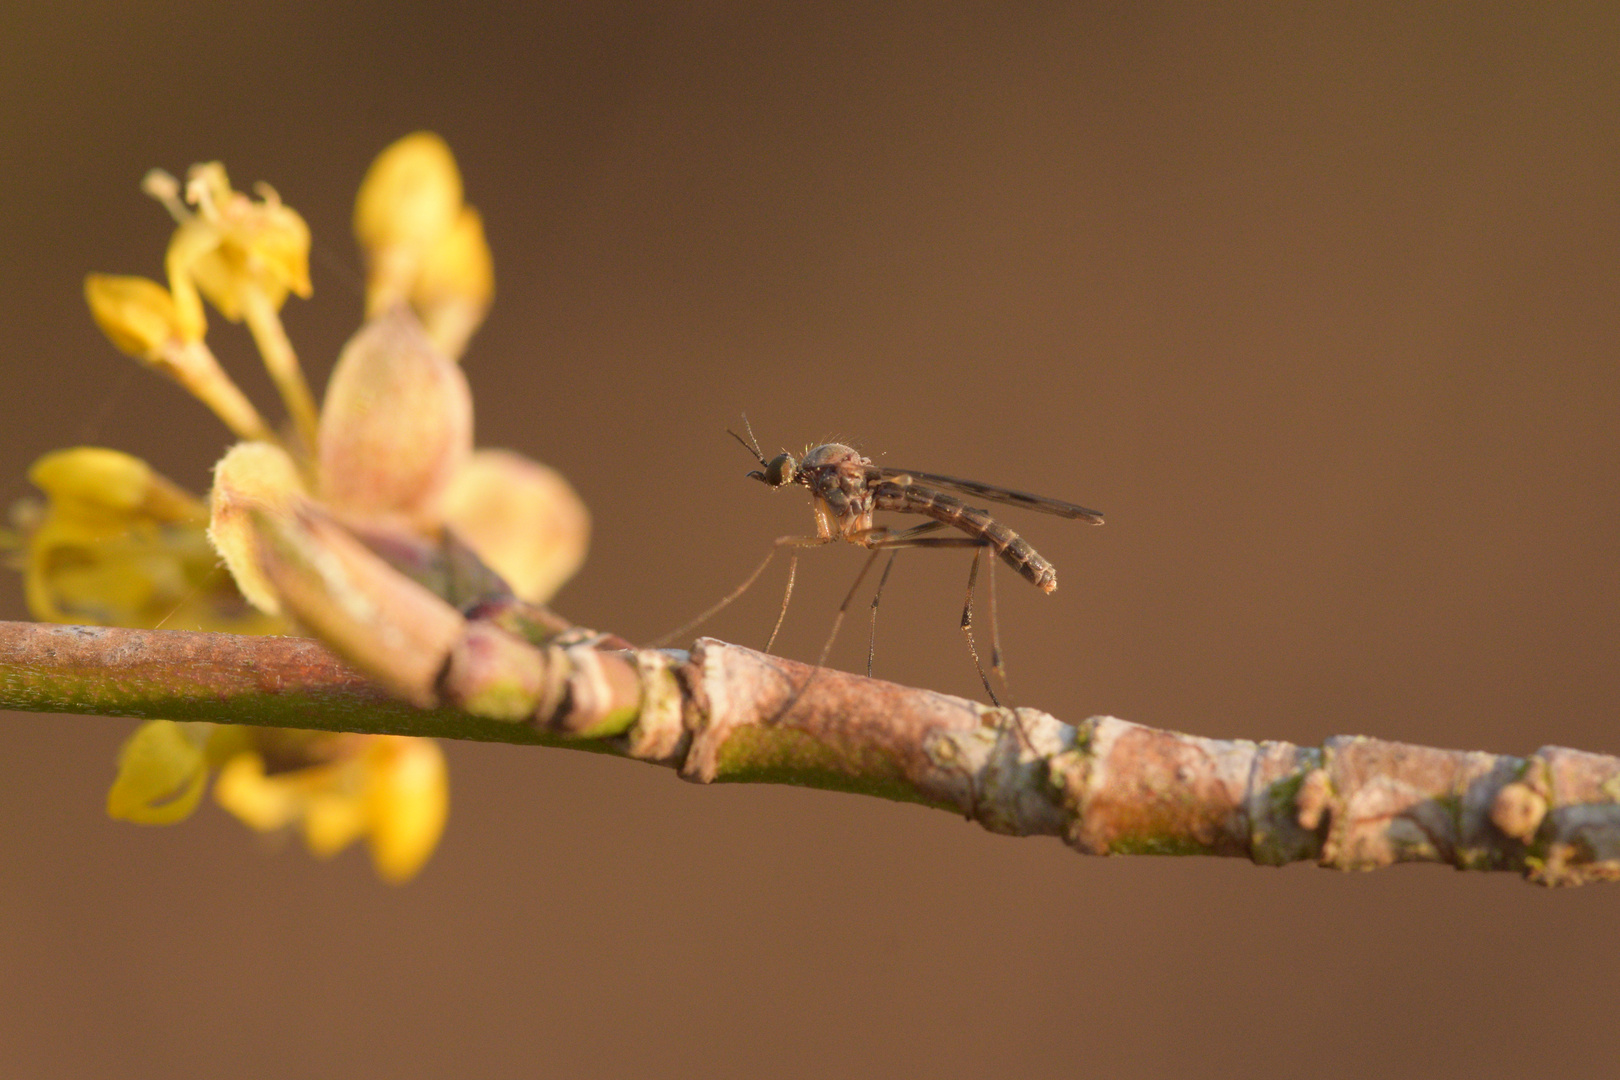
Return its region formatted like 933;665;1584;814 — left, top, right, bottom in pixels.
762;453;797;487
798;443;864;472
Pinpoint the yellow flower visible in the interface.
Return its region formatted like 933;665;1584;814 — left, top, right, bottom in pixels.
354;132;494;358
142;162;319;451
412;206;494;360
48;134;587;883
441;448;589;605
213;733;448;883
204;440;307;615
19;447;279;634
315;305;474;530
149;162;313;337
209;304;588;702
83;275;274;443
355;133;463;262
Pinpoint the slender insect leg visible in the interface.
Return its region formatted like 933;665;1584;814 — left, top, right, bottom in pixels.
987;552;1005;682
971;550;1036;753
767;550;796;654
648;535;828;649
868;552;899;678
861;531;1002;705
765;534;835;654
951;544;1035;752
857;520;947;678
650;547;776;646
947;545;1035;750
868;531;1030;761
811;546;886;672
769;542;889;726
771;522;950;723
958;546;1002;707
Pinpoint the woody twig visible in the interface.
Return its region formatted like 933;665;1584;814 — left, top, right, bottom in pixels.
1;619;1614;887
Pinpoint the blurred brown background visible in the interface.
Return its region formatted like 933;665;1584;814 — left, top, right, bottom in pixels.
3;4;1617;1077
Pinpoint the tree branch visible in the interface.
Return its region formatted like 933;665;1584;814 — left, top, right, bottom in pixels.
1;619;1615;886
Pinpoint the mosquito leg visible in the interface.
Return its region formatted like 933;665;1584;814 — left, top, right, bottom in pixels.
766;545;887;725
771;525;930;722
856;532;1034;752
648;546;777;647
811;547;884;672
849;521;949;681
987;552;1005;683
867;550;900;678
958;546;1002;707
764;534;834;654
957;549;1037;753
650;534;829;649
863;530;1004;703
765;549;797;655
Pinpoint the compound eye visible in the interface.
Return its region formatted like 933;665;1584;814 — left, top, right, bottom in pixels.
764;453;796;487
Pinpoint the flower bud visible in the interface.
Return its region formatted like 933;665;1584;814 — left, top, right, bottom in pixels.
160;163;313;330
84;274;192;358
354;132;463;258
355;132;464;315
317;307;473;530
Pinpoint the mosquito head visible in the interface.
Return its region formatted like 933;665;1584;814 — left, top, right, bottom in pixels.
760;452;797;488
729;419;799;488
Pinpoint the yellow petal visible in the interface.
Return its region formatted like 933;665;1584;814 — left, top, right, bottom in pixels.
364;737;449;883
245;184;314;300
213;751;301;831
84;274;192;357
301;787;369;858
317;307;472;530
107;720;210;825
30;448;165;516
212;734;449;882
163;219;218;338
29;446;210;525
441;449;590;603
82;266;273;437
354;132;463;259
202;723;255;768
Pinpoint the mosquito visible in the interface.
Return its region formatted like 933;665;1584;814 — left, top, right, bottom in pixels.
661;419;1104;706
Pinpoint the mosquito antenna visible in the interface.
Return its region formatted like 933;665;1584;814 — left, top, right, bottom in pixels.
739;413;765;460
727;427;766;468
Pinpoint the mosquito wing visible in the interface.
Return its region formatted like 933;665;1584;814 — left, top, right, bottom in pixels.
873;467;1105;523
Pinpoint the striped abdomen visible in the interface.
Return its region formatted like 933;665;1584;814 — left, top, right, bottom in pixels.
874;482;1058;593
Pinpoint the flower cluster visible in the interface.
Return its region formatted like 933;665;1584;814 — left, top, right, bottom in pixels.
18;133;589;881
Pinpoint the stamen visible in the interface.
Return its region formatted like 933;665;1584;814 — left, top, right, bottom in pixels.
141;169;190;223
